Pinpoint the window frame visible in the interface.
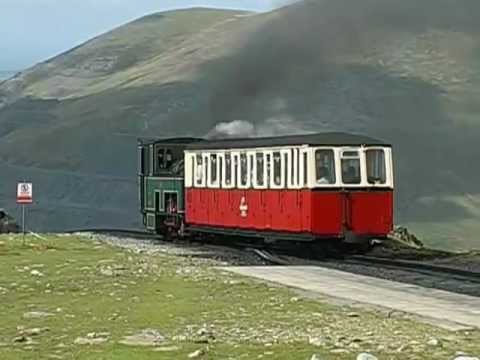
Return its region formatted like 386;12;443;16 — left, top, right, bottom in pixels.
340;147;363;186
221;152;234;189
253;151;268;189
364;146;394;188
270;150;284;189
184;152;195;188
207;153;220;188
314;147;338;187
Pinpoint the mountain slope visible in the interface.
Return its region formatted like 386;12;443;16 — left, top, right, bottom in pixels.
1;2;480;250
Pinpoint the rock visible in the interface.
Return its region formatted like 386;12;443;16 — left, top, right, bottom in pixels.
119;329;165;346
346;312;360;318
453;357;480;360
357;353;378;360
21;327;50;336
23;311;54;319
100;268;114;276
309;336;328;347
13;335;32;343
153;345;180;352
427;338;441;347
188;349;205;358
30;270;44;277
74;332;109;345
331;349;349;354
310;355;322;360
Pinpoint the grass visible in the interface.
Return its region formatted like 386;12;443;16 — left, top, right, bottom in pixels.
0;235;479;359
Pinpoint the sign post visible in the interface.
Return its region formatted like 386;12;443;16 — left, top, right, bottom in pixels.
17;182;33;241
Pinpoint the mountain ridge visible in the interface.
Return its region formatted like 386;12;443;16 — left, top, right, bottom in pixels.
1;2;480;250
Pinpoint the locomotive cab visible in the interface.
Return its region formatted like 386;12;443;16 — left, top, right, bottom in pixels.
138;137;203;237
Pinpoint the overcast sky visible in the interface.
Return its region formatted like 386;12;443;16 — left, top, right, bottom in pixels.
0;0;279;70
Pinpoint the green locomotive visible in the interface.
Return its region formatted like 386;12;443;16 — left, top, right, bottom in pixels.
137;137;201;237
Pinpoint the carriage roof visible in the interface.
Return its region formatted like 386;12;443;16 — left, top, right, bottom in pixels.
185;132;390;151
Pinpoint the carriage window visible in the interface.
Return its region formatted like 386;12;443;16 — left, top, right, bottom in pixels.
256;153;264;186
284;152;289;187
225;154;232;186
341;151;361;185
273;152;281;186
315;150;336;185
240;153;248;186
290;149;297;186
233;155;239;186
195;155;203;185
249;154;255;185
366;149;386;184
303;152;308;186
210;154;218;184
266;154;271;186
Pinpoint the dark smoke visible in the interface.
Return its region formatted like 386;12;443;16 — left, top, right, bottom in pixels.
206;0;480;126
197;0;480;247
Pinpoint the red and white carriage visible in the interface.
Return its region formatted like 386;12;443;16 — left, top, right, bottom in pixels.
183;132;394;244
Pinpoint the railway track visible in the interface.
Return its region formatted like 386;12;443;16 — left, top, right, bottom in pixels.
65;228;480;295
251;248;480;285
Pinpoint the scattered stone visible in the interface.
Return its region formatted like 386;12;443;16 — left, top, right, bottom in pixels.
13;335;31;344
23;311;54;319
331;349;349;354
188;349;205;358
357;353;378;360
346;312;360;318
48;355;64;359
309;336;328;347
74;332;109;345
30;270;44;277
21;327;50;336
119;329;165;346
153;345;180;352
100;268;114;276
310;355;322;360
427;338;441;347
454;357;480;360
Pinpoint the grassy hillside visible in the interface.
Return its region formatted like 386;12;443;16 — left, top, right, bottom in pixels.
1;2;480;250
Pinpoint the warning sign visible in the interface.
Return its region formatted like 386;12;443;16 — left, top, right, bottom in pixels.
17;183;33;204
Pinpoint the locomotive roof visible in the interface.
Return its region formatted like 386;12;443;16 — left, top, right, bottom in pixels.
185;132;390;150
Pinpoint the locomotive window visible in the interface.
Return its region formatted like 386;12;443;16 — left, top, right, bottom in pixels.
195;154;203;186
138;147;145;175
273;152;281;186
341;157;361;185
315;150;336;185
165;149;173;168
143;146;150;175
210;154;218;184
366;149;386;184
157;148;165;170
225;154;232;186
240;153;248;186
256;153;264;186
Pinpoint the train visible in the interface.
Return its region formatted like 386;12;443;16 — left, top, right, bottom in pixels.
137;132;394;246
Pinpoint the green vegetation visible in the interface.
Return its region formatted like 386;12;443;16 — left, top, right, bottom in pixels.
1;2;480;250
0;235;479;359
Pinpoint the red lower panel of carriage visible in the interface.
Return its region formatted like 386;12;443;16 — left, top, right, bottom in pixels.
185;188;393;238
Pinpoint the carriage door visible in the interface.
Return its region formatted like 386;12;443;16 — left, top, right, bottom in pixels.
340;149;362;237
